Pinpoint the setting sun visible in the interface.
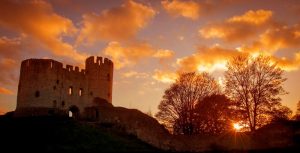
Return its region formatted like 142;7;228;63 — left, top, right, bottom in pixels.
233;123;243;131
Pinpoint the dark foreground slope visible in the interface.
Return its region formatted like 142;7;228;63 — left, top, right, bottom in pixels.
0;114;161;152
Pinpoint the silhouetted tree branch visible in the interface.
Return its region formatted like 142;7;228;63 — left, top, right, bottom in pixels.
155;72;220;135
225;55;288;131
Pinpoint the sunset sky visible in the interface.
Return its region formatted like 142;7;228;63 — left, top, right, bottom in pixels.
1;0;300;115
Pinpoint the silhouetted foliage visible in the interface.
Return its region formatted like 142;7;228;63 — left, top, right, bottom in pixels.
293;101;300;120
155;72;220;135
225;55;288;131
270;105;292;122
194;94;235;135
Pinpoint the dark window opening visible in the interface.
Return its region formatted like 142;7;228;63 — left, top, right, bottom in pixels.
56;80;59;84
69;86;73;95
108;92;111;98
53;86;56;90
35;91;40;97
90;92;93;96
79;88;83;96
62;101;65;107
53;100;57;108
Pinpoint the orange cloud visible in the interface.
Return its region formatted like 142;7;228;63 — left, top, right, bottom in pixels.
152;69;178;83
122;71;149;79
0;36;22;58
0;87;13;95
103;41;155;69
0;58;18;86
0;0;86;62
270;53;300;71
161;0;200;20
199;9;273;42
176;44;300;73
176;46;241;72
236;23;300;58
228;10;273;25
103;41;175;69
153;49;174;59
78;0;155;43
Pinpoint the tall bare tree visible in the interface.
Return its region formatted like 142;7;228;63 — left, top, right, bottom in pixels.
155;72;220;135
225;55;287;131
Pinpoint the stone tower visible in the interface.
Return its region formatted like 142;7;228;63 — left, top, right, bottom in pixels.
15;56;113;118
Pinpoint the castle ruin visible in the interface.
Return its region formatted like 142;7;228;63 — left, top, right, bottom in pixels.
14;56;113;119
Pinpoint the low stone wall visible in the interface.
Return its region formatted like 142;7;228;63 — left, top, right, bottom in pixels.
96;103;297;152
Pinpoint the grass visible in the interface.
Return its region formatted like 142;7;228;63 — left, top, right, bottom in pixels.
0;115;161;152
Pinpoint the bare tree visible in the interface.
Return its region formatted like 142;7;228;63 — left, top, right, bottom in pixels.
155;72;220;135
225;55;288;131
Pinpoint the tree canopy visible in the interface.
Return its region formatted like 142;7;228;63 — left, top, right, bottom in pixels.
155;72;229;135
225;55;289;131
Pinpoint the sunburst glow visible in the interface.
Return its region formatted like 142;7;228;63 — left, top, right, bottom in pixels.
233;123;243;131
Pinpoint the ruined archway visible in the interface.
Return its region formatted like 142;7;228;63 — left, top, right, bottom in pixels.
69;105;79;119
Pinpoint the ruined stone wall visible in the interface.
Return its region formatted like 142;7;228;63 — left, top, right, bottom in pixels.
15;56;113;117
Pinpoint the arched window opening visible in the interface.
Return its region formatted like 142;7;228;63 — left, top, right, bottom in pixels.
69;111;73;117
79;88;83;96
69;86;73;95
62;101;65;107
35;91;40;98
56;80;59;84
53;86;56;90
69;105;79;119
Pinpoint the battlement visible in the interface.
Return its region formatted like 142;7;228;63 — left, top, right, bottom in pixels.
21;58;88;75
86;56;113;67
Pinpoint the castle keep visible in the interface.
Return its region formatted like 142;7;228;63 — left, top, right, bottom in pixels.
15;56;113;119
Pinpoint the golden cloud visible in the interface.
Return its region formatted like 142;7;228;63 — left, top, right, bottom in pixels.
199;9;273;42
176;44;300;73
152;69;178;83
103;41;175;69
122;71;149;78
78;0;155;43
270;53;300;71
176;46;241;72
0;87;13;95
0;0;86;62
103;41;155;69
228;10;273;25
153;49;174;59
161;0;200;20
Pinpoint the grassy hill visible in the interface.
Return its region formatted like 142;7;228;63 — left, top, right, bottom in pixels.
0;114;161;152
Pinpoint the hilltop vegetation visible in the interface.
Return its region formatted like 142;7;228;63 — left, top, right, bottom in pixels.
0;114;161;152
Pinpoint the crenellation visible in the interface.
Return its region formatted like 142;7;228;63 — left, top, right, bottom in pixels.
15;56;113;118
96;56;103;65
75;66;79;72
66;65;73;71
